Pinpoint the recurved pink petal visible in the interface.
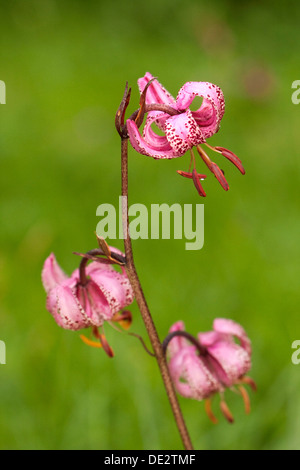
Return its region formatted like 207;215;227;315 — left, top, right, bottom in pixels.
176;82;225;138
213;318;252;355
85;260;115;276
47;284;90;330
77;281;111;325
165;109;205;155
142;114;174;150
138;72;176;107
89;267;134;317
167;321;187;357
204;340;251;387
127;119;178;159
138;72;177;131
169;346;221;400
198;330;221;347
42;253;68;294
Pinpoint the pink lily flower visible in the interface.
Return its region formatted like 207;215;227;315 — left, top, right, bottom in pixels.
42;252;134;356
167;322;221;402
127;72;245;196
166;318;256;423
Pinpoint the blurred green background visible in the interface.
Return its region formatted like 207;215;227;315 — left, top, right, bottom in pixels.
0;0;299;450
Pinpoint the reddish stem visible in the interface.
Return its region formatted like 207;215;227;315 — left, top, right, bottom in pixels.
121;137;193;450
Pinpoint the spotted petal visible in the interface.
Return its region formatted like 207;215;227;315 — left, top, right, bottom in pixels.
169;346;221;400
47;284;91;330
77;281;111;325
42;253;68;294
165;109;205;155
128;108;206;160
204;340;251;387
198;318;252;387
176;81;225;138
127;118;178;159
88;266;134;317
138;72;176;107
213;318;252;355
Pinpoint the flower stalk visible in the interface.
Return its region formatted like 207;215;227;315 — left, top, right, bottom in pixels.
120;135;194;450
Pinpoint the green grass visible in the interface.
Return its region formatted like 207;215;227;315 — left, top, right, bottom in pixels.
0;0;300;450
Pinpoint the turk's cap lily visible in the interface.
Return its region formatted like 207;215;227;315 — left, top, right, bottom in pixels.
198;318;252;388
167;321;220;400
127;73;224;159
169;343;220;401
137;72;225;139
42;250;134;356
42;253;89;331
165;318;255;423
125;72;245;196
42;252;134;329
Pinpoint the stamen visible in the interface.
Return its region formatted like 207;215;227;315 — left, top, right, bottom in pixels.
79;334;102;349
189;148;196;171
192;169;207;197
220;399;234;423
239;386;251;414
205;399;218;424
239;376;257;392
197;145;229;191
112;310;132;330
177;169;207;197
215;146;245;175
93;326;114;358
203;142;217;152
177;170;206;180
99;334;114;358
204;142;245;175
